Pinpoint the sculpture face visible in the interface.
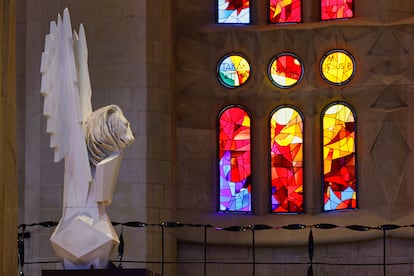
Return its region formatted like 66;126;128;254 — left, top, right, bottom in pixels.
114;111;135;149
84;104;135;166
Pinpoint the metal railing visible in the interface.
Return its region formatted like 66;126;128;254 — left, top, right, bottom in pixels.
17;221;414;276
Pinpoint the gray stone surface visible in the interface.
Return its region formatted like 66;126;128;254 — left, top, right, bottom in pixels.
14;0;414;275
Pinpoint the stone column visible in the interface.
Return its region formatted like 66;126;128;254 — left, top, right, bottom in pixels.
0;0;18;276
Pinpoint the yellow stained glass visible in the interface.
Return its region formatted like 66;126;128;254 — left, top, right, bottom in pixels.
321;50;355;85
242;116;250;126
325;137;355;159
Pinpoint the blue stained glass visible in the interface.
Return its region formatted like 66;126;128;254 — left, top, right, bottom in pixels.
218;0;250;24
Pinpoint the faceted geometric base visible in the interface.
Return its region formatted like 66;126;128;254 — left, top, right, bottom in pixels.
50;208;119;269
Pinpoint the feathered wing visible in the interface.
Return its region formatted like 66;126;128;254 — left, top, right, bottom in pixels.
73;23;93;122
40;8;92;208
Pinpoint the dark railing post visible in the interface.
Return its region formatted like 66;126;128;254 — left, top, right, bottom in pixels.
161;223;165;276
252;227;256;276
308;228;314;276
383;229;386;276
204;225;207;276
378;224;401;276
17;226;26;276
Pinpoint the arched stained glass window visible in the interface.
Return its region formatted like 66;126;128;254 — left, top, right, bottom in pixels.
322;102;357;212
217;53;251;88
269;0;301;24
270;106;303;213
268;53;304;88
219;106;252;212
321;0;354;21
217;0;250;24
320;49;355;86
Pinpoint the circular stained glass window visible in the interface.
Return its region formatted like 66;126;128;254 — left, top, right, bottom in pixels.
268;53;304;88
320;49;356;85
217;53;251;88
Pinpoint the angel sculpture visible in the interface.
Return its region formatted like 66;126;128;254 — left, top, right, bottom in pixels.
40;8;135;269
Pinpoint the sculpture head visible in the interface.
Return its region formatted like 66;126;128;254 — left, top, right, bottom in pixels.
84;104;135;166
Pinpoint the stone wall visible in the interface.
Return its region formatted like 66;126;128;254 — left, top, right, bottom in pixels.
15;0;414;275
174;0;414;275
178;236;414;275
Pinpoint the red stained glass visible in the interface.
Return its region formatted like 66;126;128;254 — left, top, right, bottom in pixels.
321;0;354;20
323;103;357;211
269;53;303;88
269;0;301;23
270;107;303;213
226;0;249;14
219;106;252;212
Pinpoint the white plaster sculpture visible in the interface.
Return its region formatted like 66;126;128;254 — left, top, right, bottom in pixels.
40;8;135;269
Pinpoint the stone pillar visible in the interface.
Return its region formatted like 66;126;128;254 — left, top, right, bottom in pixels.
0;0;18;276
145;0;175;274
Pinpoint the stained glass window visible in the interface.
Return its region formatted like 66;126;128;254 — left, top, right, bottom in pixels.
322;103;357;212
268;53;304;88
217;0;250;24
270;106;304;213
219;106;252;212
321;0;354;20
217;54;251;88
320;49;355;86
269;0;301;23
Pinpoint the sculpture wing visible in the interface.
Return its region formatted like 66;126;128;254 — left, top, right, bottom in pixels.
73;23;93;122
40;8;92;207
